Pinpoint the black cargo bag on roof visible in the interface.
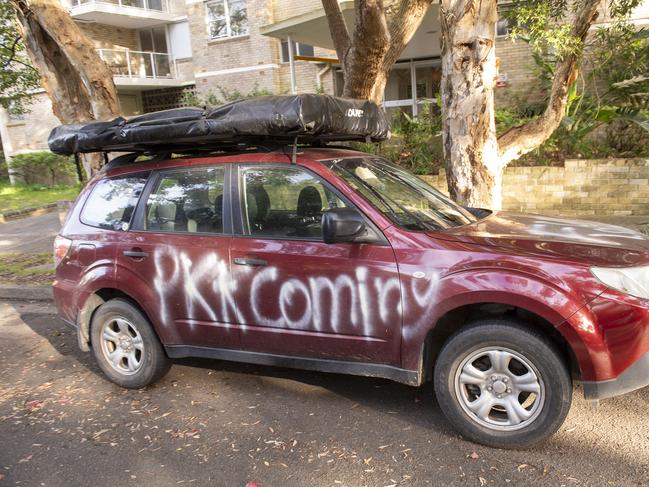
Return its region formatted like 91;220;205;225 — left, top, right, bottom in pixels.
47;95;391;155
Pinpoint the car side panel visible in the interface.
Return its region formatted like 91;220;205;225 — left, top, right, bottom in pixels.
114;231;240;349
383;227;605;381
54;180;119;325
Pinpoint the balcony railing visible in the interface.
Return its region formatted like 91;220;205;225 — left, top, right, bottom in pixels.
70;0;169;13
97;49;177;80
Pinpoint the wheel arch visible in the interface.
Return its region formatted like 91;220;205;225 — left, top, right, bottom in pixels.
77;288;160;352
416;301;582;385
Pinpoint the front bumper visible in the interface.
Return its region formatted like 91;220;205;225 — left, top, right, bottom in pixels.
583;351;649;400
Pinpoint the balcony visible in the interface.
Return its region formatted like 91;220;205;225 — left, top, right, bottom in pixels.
67;0;179;28
98;49;187;88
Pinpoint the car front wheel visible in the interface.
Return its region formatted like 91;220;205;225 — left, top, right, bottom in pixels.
90;298;171;389
433;319;572;449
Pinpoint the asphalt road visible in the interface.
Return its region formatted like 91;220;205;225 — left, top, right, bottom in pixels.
1;300;648;487
0;212;61;254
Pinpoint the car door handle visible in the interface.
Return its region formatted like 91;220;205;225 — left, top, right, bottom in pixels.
233;257;267;267
123;249;149;259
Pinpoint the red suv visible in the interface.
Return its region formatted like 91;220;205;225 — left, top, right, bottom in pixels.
53;148;649;448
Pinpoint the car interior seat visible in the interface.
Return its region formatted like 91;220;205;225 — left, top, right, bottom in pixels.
246;185;270;232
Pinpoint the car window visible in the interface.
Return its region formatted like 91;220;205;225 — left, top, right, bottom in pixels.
145;166;225;233
328;157;476;231
241;166;346;239
81;174;148;230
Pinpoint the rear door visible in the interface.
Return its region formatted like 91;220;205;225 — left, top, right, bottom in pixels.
115;163;239;349
229;163;402;365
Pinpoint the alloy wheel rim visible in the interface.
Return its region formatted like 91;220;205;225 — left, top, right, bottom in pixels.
454;346;545;431
100;316;144;376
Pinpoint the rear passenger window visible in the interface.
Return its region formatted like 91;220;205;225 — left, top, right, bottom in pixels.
145;166;225;233
81;174;148;230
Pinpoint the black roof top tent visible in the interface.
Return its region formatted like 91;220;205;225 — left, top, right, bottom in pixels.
48;95;391;162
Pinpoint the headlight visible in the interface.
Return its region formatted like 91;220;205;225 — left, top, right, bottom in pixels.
591;265;649;299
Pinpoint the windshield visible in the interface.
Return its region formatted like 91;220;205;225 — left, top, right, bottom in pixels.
327;157;477;231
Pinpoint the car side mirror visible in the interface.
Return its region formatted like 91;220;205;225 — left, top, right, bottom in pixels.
322;208;376;244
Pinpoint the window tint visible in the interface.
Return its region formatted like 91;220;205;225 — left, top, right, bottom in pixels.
81;175;147;230
146;167;225;233
242;167;346;239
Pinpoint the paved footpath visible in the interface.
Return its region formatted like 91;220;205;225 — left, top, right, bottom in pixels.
1;301;648;487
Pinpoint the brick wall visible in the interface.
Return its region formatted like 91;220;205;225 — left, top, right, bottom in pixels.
78;23;138;51
188;0;279;97
421;159;649;216
494;38;539;107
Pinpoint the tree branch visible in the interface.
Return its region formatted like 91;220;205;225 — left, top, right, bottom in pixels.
497;0;602;166
321;0;351;64
384;0;432;68
1;36;22;68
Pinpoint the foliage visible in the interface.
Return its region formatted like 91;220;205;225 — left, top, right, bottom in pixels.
0;182;80;212
0;2;40;114
494;19;648;165
505;0;642;60
182;83;276;107
358;101;444;174
8;151;78;186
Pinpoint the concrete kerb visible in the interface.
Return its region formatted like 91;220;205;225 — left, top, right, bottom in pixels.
0;285;53;302
0;203;58;224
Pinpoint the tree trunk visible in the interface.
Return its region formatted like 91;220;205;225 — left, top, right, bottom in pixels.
322;0;431;105
440;0;501;209
440;0;602;209
10;0;120;177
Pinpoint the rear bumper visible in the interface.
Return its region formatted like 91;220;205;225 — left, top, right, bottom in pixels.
583;351;649;400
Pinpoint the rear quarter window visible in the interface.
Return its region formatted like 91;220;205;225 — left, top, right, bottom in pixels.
81;174;148;230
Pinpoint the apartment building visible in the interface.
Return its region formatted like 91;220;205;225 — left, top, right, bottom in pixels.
1;0;648;160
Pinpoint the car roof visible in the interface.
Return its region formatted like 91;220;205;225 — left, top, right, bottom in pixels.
102;146;371;178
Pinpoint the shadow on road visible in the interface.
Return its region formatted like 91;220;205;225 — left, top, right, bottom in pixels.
12;301;649;486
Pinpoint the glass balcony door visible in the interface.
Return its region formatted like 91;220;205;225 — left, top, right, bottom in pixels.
136;26;172;78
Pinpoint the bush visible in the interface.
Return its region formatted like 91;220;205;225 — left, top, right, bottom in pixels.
182;83;277;107
356;102;444;174
9;151;78;186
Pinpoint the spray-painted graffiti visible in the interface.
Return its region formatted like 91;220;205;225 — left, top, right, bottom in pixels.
152;247;440;338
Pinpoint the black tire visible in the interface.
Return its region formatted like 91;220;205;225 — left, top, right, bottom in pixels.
90;298;171;389
433;319;572;449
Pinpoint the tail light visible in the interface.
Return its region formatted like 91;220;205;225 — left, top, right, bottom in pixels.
53;236;72;268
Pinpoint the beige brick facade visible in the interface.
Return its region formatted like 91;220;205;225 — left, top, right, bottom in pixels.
187;0;335;99
422;159;649;216
78;23;139;51
494;38;539;107
3;0;648;206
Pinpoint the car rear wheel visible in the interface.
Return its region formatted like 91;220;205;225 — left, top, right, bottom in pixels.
433;319;572;449
90;298;171;389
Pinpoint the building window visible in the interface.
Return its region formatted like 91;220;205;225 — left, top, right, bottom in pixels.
496;17;510;37
280;41;315;63
207;0;248;40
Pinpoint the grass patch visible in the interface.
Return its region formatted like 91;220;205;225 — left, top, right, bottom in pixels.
0;183;81;213
0;252;54;286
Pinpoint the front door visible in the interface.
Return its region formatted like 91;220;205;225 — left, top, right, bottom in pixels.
116;163;239;349
229;164;401;365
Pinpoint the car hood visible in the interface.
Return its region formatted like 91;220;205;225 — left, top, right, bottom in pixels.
434;211;649;267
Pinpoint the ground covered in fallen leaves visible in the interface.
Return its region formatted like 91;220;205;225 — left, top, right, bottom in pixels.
1;301;648;486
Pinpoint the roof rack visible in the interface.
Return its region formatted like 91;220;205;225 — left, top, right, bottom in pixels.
101;140;300;171
48;95;390;158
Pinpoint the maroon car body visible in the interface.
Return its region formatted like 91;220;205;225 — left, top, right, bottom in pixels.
53;147;649;404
